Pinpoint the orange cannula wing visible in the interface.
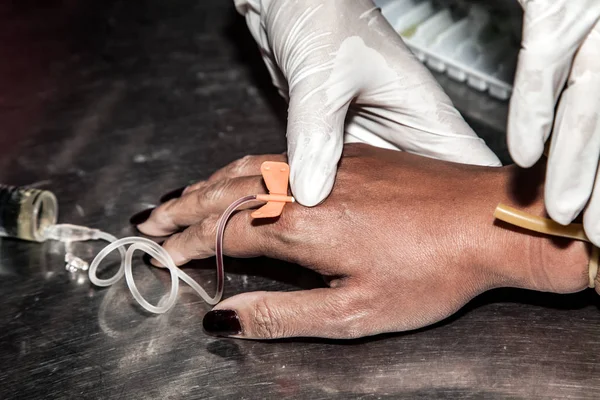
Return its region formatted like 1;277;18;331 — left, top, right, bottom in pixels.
251;161;294;219
251;201;285;219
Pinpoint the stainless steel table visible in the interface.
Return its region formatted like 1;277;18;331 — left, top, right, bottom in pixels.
2;1;600;398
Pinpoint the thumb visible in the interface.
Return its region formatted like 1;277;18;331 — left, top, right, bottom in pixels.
202;289;362;339
286;85;350;207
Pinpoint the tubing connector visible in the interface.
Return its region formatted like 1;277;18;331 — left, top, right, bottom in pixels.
44;223;101;242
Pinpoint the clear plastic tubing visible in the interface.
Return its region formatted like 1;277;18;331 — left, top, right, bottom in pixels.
86;195;259;314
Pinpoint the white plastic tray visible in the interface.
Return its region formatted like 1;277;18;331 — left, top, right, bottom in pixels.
375;0;518;100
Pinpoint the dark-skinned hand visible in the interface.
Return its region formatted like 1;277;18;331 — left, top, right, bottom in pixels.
136;144;590;339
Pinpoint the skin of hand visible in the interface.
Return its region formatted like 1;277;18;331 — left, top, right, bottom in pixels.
234;0;501;207
507;1;600;244
137;144;591;340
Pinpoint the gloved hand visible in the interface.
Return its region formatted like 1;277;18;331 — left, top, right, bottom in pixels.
507;1;600;244
234;0;501;206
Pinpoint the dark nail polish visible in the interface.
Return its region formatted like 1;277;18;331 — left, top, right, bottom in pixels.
142;252;156;267
129;207;154;225
160;186;186;203
142;252;151;266
203;310;241;336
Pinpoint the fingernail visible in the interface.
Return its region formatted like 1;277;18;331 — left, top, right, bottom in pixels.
129;208;154;225
160;186;186;203
142;252;153;266
203;310;241;336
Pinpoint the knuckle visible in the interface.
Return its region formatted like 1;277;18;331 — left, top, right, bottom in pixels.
186;217;213;244
211;179;230;199
197;179;230;204
153;202;178;226
229;155;255;176
330;290;374;339
198;216;218;238
271;207;311;245
161;233;179;251
337;321;366;339
185;217;218;254
252;297;286;339
185;180;209;194
193;187;211;207
186;225;204;245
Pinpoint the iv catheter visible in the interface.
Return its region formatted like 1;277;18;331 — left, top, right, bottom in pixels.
43;161;294;314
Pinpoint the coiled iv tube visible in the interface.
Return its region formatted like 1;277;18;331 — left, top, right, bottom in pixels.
46;195;259;314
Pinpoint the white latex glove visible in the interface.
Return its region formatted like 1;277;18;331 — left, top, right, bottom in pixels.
234;0;501;206
507;1;600;244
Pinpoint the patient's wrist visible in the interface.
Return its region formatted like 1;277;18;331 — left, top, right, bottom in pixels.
479;165;589;294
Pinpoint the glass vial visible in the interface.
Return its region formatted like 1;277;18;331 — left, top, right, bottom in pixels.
0;185;58;242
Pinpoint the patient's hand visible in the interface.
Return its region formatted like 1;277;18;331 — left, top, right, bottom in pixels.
136;144;590;339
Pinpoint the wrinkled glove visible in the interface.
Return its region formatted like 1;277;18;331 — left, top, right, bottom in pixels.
235;0;501;206
507;1;600;244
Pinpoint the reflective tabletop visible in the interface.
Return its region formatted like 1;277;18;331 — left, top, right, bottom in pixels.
1;1;600;398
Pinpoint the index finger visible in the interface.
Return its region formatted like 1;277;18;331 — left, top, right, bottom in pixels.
160;211;271;266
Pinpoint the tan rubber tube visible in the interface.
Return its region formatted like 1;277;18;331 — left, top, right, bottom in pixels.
494;203;599;288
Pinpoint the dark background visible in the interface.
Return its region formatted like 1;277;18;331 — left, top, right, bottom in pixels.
1;1;599;398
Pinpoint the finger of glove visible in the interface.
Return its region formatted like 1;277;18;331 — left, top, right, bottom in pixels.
286;84;348;207
508;1;600;168
241;1;361;206
546;23;600;226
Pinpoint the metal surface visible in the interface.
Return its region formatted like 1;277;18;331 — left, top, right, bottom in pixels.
1;1;600;398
